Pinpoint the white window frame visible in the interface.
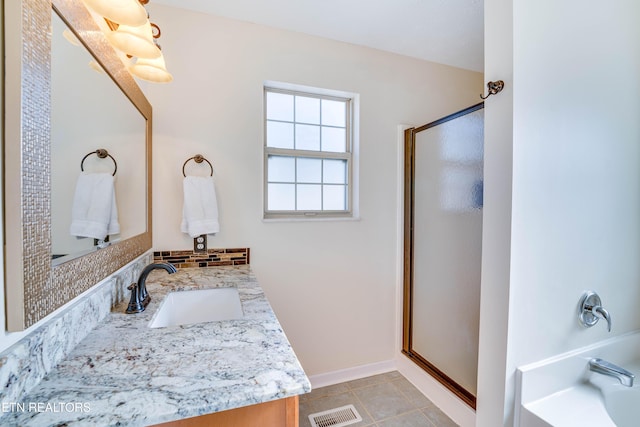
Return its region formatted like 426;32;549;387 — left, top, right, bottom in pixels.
263;83;358;220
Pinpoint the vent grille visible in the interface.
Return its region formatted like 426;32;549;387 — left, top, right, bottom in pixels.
308;404;362;427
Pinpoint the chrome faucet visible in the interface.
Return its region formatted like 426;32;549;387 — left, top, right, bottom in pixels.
590;305;612;332
578;291;612;332
589;358;635;387
126;263;177;314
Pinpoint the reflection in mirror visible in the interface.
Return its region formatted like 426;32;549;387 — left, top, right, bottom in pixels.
4;0;152;331
50;11;147;265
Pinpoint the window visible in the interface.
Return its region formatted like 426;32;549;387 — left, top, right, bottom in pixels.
264;86;354;219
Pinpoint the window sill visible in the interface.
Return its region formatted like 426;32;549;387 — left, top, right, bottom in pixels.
262;215;361;223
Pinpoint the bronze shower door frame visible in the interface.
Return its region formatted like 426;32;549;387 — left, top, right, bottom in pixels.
402;102;484;409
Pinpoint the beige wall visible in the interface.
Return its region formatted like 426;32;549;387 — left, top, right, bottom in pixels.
478;0;640;425
144;4;482;377
50;12;147;256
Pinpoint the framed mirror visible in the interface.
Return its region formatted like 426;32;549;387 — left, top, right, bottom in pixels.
4;0;152;331
50;10;147;264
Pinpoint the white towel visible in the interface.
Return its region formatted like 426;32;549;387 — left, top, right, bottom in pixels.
69;172;120;240
181;176;220;238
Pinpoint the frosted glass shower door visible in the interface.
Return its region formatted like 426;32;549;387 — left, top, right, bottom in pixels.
403;104;483;407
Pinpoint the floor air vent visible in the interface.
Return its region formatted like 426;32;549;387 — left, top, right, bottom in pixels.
308;404;363;427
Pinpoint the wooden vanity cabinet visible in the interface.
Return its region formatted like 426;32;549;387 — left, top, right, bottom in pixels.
151;395;299;427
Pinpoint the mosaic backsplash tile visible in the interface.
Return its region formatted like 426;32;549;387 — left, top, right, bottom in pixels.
153;248;250;268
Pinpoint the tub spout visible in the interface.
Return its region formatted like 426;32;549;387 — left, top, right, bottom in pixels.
589;358;635;387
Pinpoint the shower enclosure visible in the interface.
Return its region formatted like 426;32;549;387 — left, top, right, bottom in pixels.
402;103;484;408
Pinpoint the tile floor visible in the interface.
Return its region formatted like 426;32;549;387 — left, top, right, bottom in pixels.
299;371;459;427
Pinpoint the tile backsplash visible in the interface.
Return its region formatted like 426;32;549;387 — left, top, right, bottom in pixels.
153;248;250;268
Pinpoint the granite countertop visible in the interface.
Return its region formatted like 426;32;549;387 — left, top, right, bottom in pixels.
4;266;311;426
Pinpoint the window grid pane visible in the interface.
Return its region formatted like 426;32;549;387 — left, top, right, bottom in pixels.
296;157;322;183
295;96;320;125
266;92;294;121
268;183;296;210
268;155;295;182
297;184;322;210
321;99;346;127
265;87;352;215
321;126;346;152
323;159;347;184
295;124;320;151
266;121;294;149
323;184;347;210
267;154;350;212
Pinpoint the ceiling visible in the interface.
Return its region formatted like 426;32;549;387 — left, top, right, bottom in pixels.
151;0;484;72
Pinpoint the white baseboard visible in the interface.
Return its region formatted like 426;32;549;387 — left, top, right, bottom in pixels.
307;360;397;389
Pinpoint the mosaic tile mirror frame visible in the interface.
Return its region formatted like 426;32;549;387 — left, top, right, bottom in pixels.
4;0;152;331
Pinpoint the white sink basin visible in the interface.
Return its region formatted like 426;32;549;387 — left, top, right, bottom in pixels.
603;386;640;427
149;287;243;328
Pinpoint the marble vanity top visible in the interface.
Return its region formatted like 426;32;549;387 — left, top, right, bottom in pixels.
3;266;311;426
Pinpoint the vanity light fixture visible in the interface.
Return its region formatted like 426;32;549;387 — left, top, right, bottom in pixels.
62;28;81;46
88;60;106;74
129;52;173;83
82;0;148;27
82;0;173;83
107;21;162;59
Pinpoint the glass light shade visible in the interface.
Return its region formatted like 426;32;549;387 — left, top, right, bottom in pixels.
62;28;81;46
129;53;173;83
107;21;161;59
82;0;148;27
88;60;106;74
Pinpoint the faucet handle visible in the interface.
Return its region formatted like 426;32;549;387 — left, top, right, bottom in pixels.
126;283;145;314
591;305;612;332
578;291;611;332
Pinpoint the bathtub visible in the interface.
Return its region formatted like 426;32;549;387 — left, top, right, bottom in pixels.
516;331;640;427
